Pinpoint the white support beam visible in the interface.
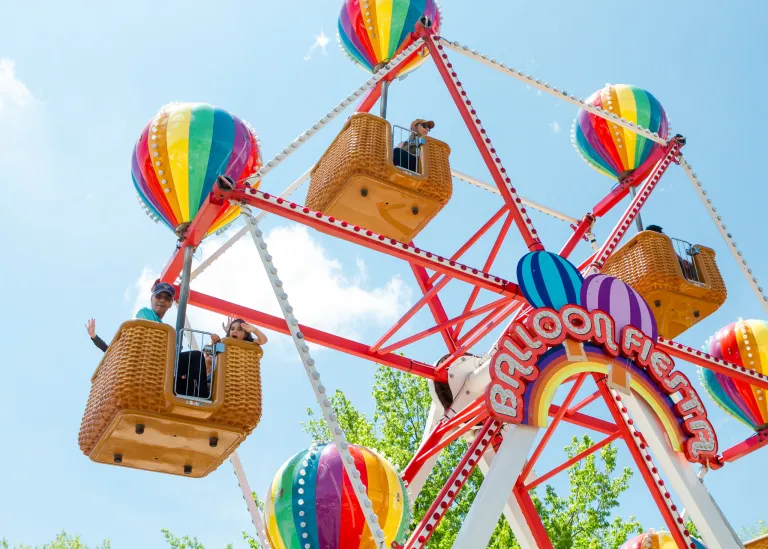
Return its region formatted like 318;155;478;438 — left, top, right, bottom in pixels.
452;424;539;549
406;402;445;503
623;394;744;549
478;444;539;549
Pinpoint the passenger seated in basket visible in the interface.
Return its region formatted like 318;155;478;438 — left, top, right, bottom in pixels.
393;119;434;173
645;224;696;280
211;316;268;345
85;282;210;399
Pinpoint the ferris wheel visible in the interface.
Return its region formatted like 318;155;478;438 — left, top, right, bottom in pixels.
78;2;768;548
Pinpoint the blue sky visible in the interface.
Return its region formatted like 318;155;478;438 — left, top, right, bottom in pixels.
2;0;768;547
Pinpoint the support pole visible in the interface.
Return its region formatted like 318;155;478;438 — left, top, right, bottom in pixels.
478;445;540;549
175;245;194;356
230;452;272;549
380;80;390;119
628;186;644;231
622;393;745;549
451;424;539;549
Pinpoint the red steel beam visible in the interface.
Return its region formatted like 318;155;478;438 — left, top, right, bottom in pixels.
588;137;684;272
559;214;594;260
411;263;458;352
404;419;501;549
520;374;587;482
567;390;601;416
425;205;508;286
719;430;768;464
549;404;617;436
514;485;555;549
160;185;232;283
596;376;691;549
658;337;768;390
376;296;511;355
230;188;520;297
525;430;621;490
369;273;452;353
187;289;443;381
418;26;544;252
455;213;514;336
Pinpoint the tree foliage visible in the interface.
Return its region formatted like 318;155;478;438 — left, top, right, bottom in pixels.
0;532;110;549
304;365;642;548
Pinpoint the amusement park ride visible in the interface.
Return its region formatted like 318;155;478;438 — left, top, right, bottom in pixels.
78;2;768;548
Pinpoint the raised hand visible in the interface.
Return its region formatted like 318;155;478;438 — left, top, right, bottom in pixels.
222;315;236;334
86;318;97;338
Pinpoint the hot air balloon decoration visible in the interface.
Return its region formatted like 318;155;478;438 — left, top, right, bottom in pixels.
265;442;410;549
516;251;584;311
621;529;707;549
581;274;658;342
701;319;768;432
572;84;669;183
338;0;443;77
132;102;262;238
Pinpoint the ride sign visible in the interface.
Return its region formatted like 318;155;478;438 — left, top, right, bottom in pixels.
485;304;718;465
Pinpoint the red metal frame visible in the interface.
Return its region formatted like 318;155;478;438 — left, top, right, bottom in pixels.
404;419;502;549
187;289;442;380
145;19;768;545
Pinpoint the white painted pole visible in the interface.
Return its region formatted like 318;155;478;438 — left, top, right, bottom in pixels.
230;452;272;549
622;394;744;549
451;425;539;549
478;444;539;549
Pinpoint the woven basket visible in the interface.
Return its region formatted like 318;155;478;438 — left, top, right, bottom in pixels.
602;231;727;338
78;321;263;477
306;113;452;240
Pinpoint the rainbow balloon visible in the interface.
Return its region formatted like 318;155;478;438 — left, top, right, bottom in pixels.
621;530;706;549
581;274;658;341
132;102;261;237
265;443;410;549
701;319;768;431
516;252;584;311
338;0;442;77
573;84;669;182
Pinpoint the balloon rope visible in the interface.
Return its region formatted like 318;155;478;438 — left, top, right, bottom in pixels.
451;169;579;224
437;37;667;145
243;38;425;185
680;156;768;316
240;207;387;549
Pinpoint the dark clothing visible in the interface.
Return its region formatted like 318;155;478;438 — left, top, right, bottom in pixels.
175;351;211;399
90;335;209;399
91;336;109;352
393;147;419;172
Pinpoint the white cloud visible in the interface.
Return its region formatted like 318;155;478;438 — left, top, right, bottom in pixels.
0;58;34;113
130;225;412;348
304;30;330;61
549;121;561;133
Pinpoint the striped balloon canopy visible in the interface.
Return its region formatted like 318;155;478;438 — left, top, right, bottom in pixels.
265;443;410;549
516;252;584;311
573;84;669;182
620;530;706;549
132;102;262;238
581;274;658;341
701;319;768;431
338;0;442;77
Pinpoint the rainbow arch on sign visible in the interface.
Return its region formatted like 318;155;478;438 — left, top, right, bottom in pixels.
523;343;686;453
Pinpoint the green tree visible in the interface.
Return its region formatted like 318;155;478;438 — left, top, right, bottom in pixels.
741;519;768;541
0;532;111;549
304;365;642;548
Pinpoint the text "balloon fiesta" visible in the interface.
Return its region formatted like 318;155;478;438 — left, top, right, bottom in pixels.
485;304;718;465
